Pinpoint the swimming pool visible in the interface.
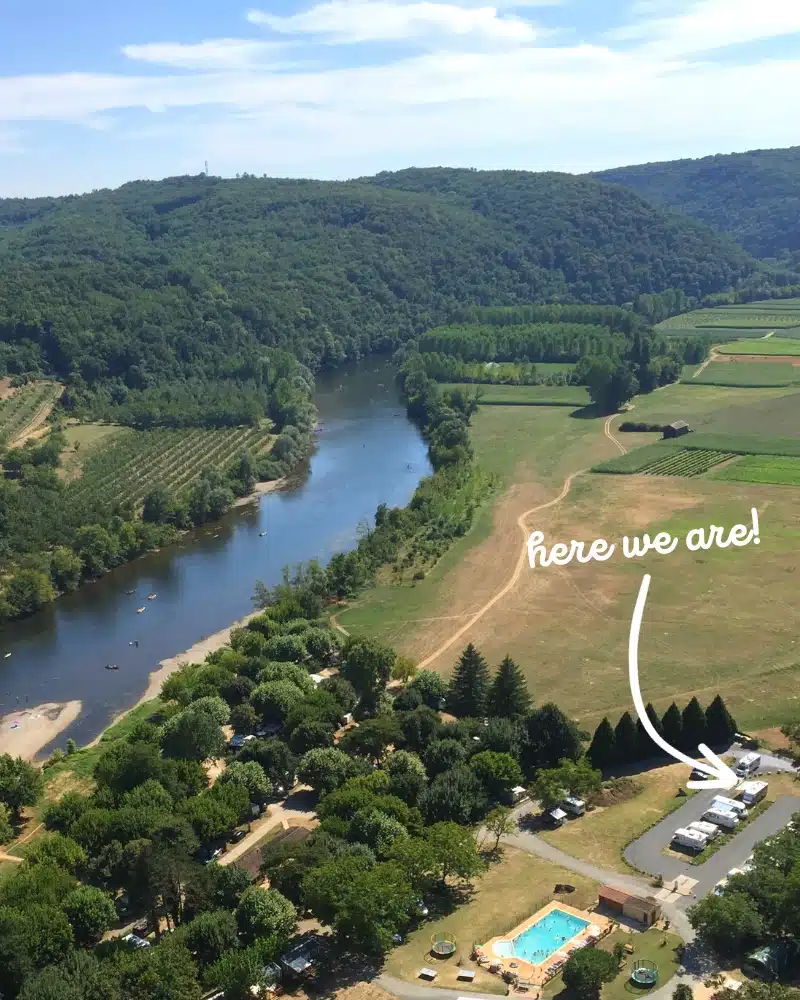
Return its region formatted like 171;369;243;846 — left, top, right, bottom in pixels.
494;908;589;964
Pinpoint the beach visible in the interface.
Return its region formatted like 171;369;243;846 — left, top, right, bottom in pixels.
0;700;82;761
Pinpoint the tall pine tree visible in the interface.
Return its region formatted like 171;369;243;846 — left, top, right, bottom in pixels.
447;643;490;719
487;655;531;719
705;695;738;747
681;697;707;751
587;718;616;771
636;703;666;760
614;711;639;764
661;702;683;750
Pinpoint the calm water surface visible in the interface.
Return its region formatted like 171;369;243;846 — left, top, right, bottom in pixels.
0;360;430;750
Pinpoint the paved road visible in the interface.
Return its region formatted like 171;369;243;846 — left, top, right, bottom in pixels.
728;748;797;775
624;793;800;899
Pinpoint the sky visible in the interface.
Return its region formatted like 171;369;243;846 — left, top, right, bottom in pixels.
1;0;800;197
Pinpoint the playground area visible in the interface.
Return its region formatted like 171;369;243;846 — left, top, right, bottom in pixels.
479;901;614;986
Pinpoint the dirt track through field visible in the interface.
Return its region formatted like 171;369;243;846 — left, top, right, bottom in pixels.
9;385;64;447
415;469;585;670
603;413;627;455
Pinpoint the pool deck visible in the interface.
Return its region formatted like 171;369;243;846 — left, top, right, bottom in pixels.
478;901;613;986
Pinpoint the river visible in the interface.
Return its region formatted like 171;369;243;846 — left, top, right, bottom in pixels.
0;360;430;752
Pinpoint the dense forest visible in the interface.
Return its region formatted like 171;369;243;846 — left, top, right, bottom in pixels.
0;170;760;411
593;146;800;263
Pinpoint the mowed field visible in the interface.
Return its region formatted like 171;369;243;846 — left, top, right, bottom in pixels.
657;298;800;338
440;383;589;406
338;382;800;732
717;338;800;355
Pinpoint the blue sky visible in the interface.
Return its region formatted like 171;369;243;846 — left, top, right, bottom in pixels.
1;0;800;196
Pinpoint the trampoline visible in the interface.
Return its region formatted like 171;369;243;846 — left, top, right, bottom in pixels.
630;960;659;988
430;932;457;958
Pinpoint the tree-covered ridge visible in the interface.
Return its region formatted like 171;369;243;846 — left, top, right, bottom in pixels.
0;170;758;408
592;145;800;261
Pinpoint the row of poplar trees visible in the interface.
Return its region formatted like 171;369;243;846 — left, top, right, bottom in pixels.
587;696;738;771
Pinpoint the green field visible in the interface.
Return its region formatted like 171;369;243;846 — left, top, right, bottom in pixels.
67;424;273;509
658;299;800;334
713;454;800;487
685;361;800;387
440;383;589;406
717;338;800;356
0;381;62;445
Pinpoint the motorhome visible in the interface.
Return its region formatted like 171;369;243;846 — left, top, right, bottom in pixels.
673;827;708;852
735;753;762;778
738;781;768;806
688;820;721;840
703;807;739;829
712;795;748;817
562;796;585;816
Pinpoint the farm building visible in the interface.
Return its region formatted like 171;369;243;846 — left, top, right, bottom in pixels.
663;420;690;439
597;886;661;927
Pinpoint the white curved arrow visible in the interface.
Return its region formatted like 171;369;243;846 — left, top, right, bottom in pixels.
629;574;737;790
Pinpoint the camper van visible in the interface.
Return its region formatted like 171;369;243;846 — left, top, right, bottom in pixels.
738;781;768;807
688;820;721;840
735;753;762;778
712;795;748;817
673;827;708;852
562;796;585;817
703;807;739;829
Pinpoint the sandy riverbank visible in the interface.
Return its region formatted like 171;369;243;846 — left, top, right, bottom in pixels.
231;477;286;509
0;701;82;761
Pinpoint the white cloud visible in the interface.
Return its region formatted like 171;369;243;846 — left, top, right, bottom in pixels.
122;39;287;70
246;1;538;44
615;0;800;56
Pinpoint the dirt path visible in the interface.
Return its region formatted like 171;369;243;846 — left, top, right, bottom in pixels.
603;413;627;455
0;852;23;863
219;794;316;866
691;346;720;380
8;385;64;448
761;330;776;339
415;469;585;670
330;612;350;637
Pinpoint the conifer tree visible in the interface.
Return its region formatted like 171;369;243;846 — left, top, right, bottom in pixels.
587;718;616;771
614;711;639;764
447;643;490;719
705;695;738;747
661;702;683;750
636;703;666;760
681;697;707;751
487;655;531;719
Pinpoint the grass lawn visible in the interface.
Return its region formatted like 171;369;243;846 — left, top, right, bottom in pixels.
539;764;693;873
382;847;600;995
542;928;682;1000
439;383;589;406
688;361;800;387
717;339;800;356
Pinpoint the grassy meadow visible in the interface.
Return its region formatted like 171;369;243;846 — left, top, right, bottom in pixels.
440;383;589;406
717;338;800;356
687;360;800;387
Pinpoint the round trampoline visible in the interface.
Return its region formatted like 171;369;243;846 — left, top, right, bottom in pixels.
630;960;659;988
430;933;457;958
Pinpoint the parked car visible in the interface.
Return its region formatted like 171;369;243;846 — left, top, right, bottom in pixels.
197;846;224;865
123;934;151;949
228;735;246;750
230;828;247;844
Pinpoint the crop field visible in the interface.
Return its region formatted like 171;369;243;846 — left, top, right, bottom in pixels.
685;360;800;387
713;455;800;487
440;383;589;406
658;299;800;334
717;338;800;356
0;381;62;445
638;448;734;477
66;424;272;509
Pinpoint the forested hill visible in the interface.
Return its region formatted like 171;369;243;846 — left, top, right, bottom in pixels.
0;170;756;390
592;146;800;261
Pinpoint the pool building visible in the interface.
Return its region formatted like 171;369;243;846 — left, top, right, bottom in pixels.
479;901;613;985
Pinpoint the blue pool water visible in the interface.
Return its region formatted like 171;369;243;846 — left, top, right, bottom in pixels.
497;909;589;964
